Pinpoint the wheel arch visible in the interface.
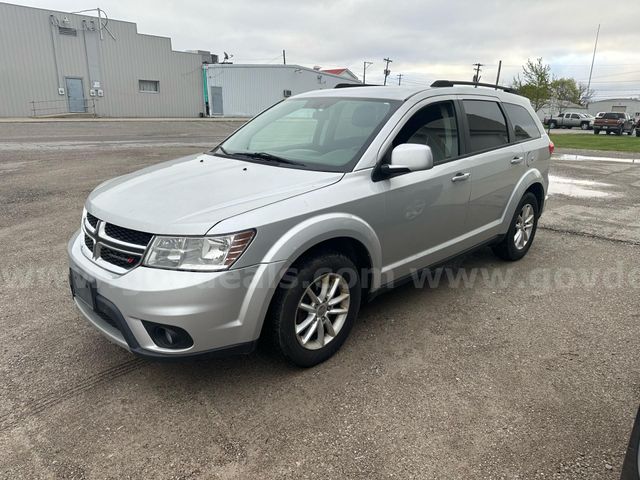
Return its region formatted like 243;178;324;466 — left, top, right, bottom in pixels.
500;170;546;234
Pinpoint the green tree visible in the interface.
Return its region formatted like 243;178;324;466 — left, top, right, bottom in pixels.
512;58;552;111
550;78;581;113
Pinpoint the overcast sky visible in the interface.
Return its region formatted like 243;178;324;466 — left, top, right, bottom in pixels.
13;0;640;99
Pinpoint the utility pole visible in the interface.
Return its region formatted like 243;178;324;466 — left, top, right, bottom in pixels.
397;73;403;86
283;49;286;65
363;61;373;84
587;24;600;97
383;57;393;86
472;63;483;85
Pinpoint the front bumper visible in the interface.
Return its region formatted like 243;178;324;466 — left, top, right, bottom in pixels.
68;230;285;358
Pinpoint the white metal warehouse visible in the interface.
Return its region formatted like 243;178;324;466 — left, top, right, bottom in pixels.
205;64;360;117
0;2;208;118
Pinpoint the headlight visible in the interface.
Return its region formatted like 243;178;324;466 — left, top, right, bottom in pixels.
143;230;255;271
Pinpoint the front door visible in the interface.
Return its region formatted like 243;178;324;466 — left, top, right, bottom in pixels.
65;78;86;113
377;99;472;282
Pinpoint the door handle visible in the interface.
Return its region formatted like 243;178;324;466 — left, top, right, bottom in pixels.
451;172;470;182
511;156;524;164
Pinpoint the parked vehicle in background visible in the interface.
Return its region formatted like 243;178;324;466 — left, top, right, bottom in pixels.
544;111;593;130
68;81;551;367
593;112;635;135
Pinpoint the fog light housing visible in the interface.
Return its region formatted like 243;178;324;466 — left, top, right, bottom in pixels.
142;321;193;349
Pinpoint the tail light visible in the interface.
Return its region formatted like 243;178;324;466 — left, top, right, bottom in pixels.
549;140;555;156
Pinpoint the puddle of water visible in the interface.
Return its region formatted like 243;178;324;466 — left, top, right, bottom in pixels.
548;175;620;198
555;153;638;164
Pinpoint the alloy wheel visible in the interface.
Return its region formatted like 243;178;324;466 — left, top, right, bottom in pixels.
295;273;350;350
514;203;535;250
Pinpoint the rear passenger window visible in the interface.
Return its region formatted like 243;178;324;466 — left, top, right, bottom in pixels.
503;103;541;142
462;100;509;152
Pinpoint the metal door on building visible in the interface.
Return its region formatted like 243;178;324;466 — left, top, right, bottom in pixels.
210;87;223;115
65;78;86;113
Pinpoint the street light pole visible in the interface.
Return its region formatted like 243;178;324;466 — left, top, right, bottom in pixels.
363;61;373;84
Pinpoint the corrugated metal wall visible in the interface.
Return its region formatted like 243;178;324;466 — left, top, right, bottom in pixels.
0;2;204;117
206;65;359;117
587;99;640;118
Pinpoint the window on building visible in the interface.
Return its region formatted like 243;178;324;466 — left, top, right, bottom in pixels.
462;100;509;152
503;103;541;142
58;26;77;36
139;80;159;93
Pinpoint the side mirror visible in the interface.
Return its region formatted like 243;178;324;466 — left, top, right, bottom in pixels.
378;144;434;179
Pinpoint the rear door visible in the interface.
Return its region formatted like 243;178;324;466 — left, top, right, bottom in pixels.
460;97;525;234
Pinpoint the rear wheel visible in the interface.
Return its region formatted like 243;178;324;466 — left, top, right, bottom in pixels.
549;121;557;129
581;122;589;130
492;192;539;261
267;251;361;367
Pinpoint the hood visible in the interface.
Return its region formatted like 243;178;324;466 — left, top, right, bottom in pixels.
87;153;343;235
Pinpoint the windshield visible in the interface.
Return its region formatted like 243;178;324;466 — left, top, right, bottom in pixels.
603;112;624;119
214;97;401;172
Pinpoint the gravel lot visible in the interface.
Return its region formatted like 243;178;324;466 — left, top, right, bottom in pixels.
1;122;639;479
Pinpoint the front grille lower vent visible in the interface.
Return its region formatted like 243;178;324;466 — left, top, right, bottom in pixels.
83;212;152;271
100;246;143;269
84;234;94;251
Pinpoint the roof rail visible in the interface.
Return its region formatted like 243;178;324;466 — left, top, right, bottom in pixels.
430;80;515;94
334;83;377;88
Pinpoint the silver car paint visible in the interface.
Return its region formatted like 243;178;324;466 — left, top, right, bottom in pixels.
69;85;550;356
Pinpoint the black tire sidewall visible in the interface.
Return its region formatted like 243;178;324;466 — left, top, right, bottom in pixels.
273;253;361;367
504;193;539;261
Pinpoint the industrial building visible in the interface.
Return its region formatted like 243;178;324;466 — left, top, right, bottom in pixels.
587;98;640;120
204;64;360;117
0;2;210;117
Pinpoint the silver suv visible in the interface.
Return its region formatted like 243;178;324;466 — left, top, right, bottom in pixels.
68;81;551;367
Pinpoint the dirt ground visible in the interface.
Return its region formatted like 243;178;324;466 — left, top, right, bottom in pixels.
1;121;639;479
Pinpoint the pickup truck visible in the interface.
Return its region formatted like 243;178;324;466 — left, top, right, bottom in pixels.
544;112;593;130
593;112;635;135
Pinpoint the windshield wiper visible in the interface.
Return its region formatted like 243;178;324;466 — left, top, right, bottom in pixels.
235;152;305;167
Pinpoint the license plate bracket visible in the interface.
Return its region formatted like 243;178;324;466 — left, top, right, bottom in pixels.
69;269;97;310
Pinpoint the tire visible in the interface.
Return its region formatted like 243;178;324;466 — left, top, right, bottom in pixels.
549;121;557;129
616;127;623;136
267;251;361;367
636;129;640;137
581;123;589;130
492;192;539;261
593;129;600;135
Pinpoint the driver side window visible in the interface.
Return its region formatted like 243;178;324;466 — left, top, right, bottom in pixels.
392;101;459;165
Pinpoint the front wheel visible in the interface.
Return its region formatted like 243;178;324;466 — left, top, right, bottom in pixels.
593;129;600;135
267;252;361;367
636;129;640;137
616;127;623;136
492;192;539;261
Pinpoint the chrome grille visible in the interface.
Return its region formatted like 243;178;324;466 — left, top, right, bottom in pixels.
82;212;152;273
